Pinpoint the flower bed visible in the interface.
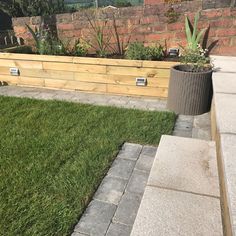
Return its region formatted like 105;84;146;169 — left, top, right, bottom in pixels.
0;53;177;98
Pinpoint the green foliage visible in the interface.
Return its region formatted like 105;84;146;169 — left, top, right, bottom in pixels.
0;96;176;236
185;11;206;50
180;45;211;72
26;24;68;55
125;42;164;61
74;40;90;56
180;11;212;72
114;0;132;7
83;11;112;58
0;0;66;17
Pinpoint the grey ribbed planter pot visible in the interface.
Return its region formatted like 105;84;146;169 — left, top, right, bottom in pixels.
167;65;213;115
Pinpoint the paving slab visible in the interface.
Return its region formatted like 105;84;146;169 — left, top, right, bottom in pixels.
214;93;236;134
172;129;193;138
220;134;236;234
212;56;236;73
126;169;149;194
148;135;220;197
107;158;135;180
131;186;223;236
106;223;132;236
71;232;88;236
117;143;142;161
139;145;157;157
113;192;142;226
74;200;116;236
135;153;155;173
213;72;236;94
93;176;127;205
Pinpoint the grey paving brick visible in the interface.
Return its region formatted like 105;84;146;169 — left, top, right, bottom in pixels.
140;145;157;157
113;192;142;226
126;169;149;194
74;200;116;236
107;158;136;180
192;127;211;141
117;143;142;161
94;176;127;205
53;91;75;101
106;223;132;236
108;98;129;107
127;99;148;110
71;232;88;236
135;154;155;173
172;130;193;138
174;120;193;132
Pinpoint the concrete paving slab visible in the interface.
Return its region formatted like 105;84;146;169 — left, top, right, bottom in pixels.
212;56;236;73
220;134;236;233
148;135;220;197
131;186;223;236
213;73;236;94
93;176;127;205
74;200;116;236
113;192;142;226
214;93;236;134
106;223;132;236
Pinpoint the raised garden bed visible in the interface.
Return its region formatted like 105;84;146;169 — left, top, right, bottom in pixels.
0;53;177;98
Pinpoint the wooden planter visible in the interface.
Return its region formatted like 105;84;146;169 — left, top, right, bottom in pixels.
0;53;177;98
167;65;213;115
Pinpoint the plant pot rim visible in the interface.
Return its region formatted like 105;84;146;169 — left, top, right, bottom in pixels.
172;64;213;75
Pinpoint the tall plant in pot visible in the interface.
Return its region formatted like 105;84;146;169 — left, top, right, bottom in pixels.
167;12;213;115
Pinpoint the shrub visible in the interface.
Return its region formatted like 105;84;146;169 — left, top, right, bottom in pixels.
0;0;66;17
114;0;132;7
74;40;90;57
125;42;164;61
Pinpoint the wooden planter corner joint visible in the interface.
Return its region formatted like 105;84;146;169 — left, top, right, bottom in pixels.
0;53;177;98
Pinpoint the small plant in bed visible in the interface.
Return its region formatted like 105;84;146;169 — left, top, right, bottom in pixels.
0;96;176;236
125;42;165;61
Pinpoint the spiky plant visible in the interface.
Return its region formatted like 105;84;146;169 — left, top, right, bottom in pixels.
185;11;206;50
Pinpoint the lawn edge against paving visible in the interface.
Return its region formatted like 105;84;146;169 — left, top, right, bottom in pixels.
0;96;176;236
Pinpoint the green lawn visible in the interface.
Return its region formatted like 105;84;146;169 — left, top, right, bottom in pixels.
0;96;175;236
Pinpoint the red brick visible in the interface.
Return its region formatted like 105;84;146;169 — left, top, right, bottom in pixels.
167;22;184;31
216;28;236;37
57;23;74;31
144;0;164;5
201;9;222;19
140;16;159;25
218;46;236;56
14;26;27;34
210;19;233;28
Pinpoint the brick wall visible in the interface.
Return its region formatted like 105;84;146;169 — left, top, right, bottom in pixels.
12;1;236;56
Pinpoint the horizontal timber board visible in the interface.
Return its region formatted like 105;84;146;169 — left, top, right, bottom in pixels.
74;73;169;87
0;53;177;68
107;66;170;77
44;79;107;92
107;84;168;97
0;59;43;69
42;62;107;73
0;71;169;88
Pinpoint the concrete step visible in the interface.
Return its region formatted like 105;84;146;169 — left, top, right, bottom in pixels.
131;135;223;236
